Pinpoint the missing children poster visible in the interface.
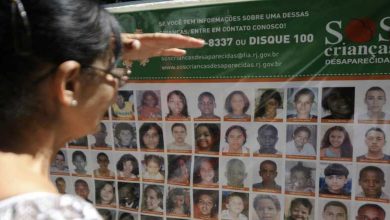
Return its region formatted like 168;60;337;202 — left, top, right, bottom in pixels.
51;0;390;219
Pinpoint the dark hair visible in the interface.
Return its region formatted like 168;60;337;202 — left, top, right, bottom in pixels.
141;90;159;106
260;160;277;170
72;151;86;162
253;195;280;211
324;163;349;177
359;166;385;181
168;155;191;180
167;188;190;215
224;192;248;209
365;127;386;140
116;154;139;175
289;198;312;215
321;87;355;113
254;89;282;118
225;125;247;145
139;123;164;149
117;90;132;100
144;154;163;168
365;86;386;100
56;150;65;159
166;90;189;118
357;204;385;217
225;90;250;114
294;88;315;103
118;182;139;208
98;209;113;220
97;152;109;162
195;123;220;152
198;92;216;102
0;0;121;124
321;126;353;158
95;181;115;204
258;124;278;136
293;126;311;138
171;123;186;132
193;157;219;184
323;201;347;217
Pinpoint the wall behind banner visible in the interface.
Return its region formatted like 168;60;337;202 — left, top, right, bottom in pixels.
51;1;390;220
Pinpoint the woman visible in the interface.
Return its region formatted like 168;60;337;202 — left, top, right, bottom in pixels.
224;90;251;120
254;89;283;120
320;126;353;159
0;0;203;218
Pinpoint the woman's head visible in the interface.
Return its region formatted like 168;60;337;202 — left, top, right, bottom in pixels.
139;123;164;149
96;181;115;205
143;185;163;211
225;91;250;115
142;90;159;107
321;126;353;157
255;89;282;118
114;123;136;147
253;195;280;220
225;125;247;150
195;123;220;151
167;90;189;117
0;0;122;136
116;154;139;175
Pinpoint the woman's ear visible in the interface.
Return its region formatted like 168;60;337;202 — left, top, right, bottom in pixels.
53;61;81;107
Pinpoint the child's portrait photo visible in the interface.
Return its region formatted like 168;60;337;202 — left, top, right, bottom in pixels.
222;158;249;190
139;123;164;152
251;194;282;220
193;156;219;188
193;189;219;220
356;126;390;163
166;187;191;218
137;90;162;121
165;90;191;121
113;122;137;150
319;200;349;220
252;159;282;193
321;87;355;122
93;151;115;179
167;155;191;186
89;122;113;150
356;165;390;201
357;86;390;123
141;154;165;183
224;90;252;121
254;88;284;122
286;125;317;159
70;149;91;177
319;163;352;198
220;191;249;220
165;122;192;153
115;153;139;181
285;161;316;196
118;182;140;211
284;197;315;220
194;123;220;155
253;124;284;157
320;125;353;161
287;88;318;122
141;184;164;215
195;91;221;121
112;90;135;120
221;123;250;156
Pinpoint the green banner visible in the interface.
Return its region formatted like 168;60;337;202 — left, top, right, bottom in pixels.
115;0;390;80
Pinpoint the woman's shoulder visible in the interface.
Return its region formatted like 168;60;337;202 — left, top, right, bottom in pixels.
0;192;101;220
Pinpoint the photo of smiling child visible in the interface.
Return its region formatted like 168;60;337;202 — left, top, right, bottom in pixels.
356;165;390;202
141;184;164;215
194;123;220;155
193;156;219;188
319;163;352;198
320;125;353;161
221;191;249;220
193;189;219;220
142;154;165;183
222;158;249;191
287;88;318;122
116;153;139;181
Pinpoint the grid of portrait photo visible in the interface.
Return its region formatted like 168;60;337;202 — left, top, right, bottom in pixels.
50;81;390;220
